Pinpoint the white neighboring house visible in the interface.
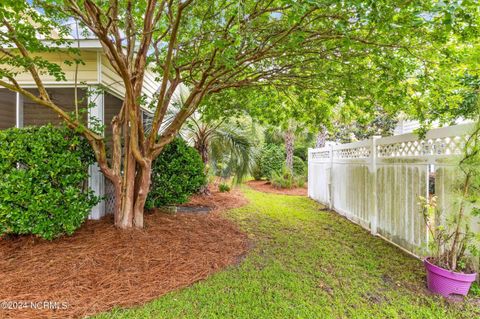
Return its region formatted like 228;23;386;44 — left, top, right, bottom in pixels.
394;118;473;135
0;38;184;219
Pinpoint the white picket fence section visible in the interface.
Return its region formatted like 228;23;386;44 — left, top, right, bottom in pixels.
308;123;478;257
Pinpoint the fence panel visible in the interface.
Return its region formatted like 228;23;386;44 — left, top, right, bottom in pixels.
331;140;373;229
308;148;332;205
308;123;476;258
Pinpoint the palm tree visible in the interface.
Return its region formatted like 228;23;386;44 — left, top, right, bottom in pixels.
145;88;257;193
264;120;303;174
181;114;257;186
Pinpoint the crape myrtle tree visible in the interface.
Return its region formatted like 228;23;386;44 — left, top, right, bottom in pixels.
0;0;467;229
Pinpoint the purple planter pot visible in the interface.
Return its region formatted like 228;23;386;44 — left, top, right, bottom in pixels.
424;258;477;297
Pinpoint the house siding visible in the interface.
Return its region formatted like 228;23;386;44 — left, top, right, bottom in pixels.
13;51;99;85
101;55;160;103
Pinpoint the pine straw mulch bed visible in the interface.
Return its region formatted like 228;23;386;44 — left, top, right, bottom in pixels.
0;188;249;319
246;180;307;196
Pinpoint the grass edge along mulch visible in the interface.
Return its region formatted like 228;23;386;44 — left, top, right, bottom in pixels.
0;188;249;319
246;179;307;196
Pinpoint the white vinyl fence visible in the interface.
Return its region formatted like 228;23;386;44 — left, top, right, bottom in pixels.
308;123;478;257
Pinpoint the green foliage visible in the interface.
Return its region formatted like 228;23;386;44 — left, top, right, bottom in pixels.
418;117;480;272
271;166;305;189
0;125;99;240
292;156;306;177
470;282;480;297
218;183;231;193
178;110;258;183
294;146;308;162
258;144;285;180
250;152;263;181
146;138;206;208
332;106;398;143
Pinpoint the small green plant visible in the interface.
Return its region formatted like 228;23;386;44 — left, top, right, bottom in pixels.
0;125;99;240
146;138;206;208
218;183;231;192
271;166;306;189
295;175;306;188
470;281;480;296
418;120;480;272
293;155;306;176
271;169;293;189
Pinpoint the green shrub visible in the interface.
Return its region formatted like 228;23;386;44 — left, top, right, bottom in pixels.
271;166;306;189
0;125;99;240
218;183;231;192
294;175;306;188
251;152;263;180
251;164;263;181
146;138;206;208
260;144;285;179
293;146;308;161
293;156;306;176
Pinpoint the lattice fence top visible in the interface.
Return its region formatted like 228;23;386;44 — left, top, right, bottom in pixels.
311;150;331;160
334;146;371;159
377;136;468;158
309;123;474;163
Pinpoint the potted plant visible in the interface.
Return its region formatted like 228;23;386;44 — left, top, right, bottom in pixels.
418;122;480;297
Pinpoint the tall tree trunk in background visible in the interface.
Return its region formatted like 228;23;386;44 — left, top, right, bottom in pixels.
285;128;295;173
194;135;211;195
315;125;327;148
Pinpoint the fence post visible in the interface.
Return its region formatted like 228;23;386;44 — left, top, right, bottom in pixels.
328;143;334;210
370;136;380;235
307;148;312;198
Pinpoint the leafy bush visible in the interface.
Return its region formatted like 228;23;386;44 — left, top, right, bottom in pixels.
271;166;306;189
259;144;285;179
293;145;308;161
146;138;206;208
293;156;306;176
0;125;99;240
251;152;263;180
218;183;231;192
251;164;263;181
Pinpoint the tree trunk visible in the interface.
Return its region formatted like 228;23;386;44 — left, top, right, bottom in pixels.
133;161;152;228
115;150;136;229
107;109;154;229
315;125;327;148
108;156;153;229
285;129;295;173
195;136;211;195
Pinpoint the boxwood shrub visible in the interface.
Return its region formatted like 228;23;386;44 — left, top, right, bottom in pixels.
146;138;206;208
0;125;99;240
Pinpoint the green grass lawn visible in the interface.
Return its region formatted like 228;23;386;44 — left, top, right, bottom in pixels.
96;188;479;319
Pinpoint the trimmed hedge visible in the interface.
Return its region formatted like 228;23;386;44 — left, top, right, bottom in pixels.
0;125;99;240
146;138;206;208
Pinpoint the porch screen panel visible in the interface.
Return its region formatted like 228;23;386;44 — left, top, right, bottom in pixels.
23;88;87;127
0;90;16;129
